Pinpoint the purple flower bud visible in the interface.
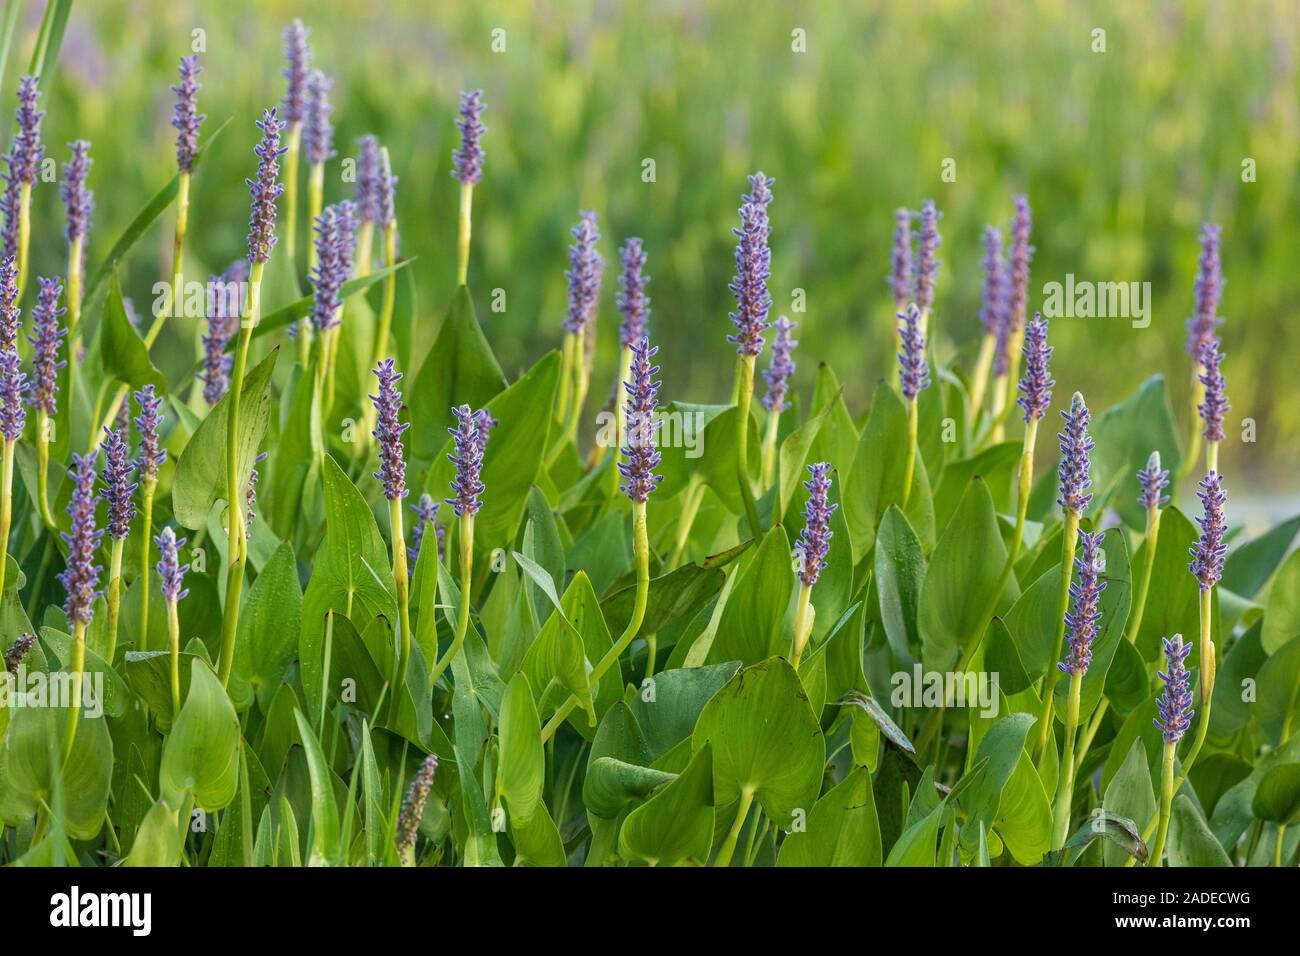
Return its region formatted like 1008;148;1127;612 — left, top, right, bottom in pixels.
761;315;797;413
563;210;603;335
1154;634;1195;744
408;493;442;571
395;753;439;860
1190;470;1227;591
1138;451;1170;511
199;260;247;405
379;147;397;230
617;238;650;348
4;632;35;674
1186;223;1223;356
1197;337;1230;444
1006;194;1033;332
451;90;486;186
309;202;356;332
727;173;774;357
474;408;498;455
355;135;382;224
979;226;1006;338
446;404;490;517
61;140;93;246
134;384;167;484
11;76;44;185
99;424;137;540
27;276;67;415
897;303;929;400
1056;392;1094;514
618;337;663;504
1058;529;1107;676
1016;314;1053;423
0;256;17;350
0;164;19;263
171;56;205;174
281;20;312;124
155;526;190;603
304;70;334;166
58;453;104;625
0;345;26;442
913;200;941;314
246;108;287;264
245;451;267;540
889;208;912;307
795;462;836;588
370;359;409;501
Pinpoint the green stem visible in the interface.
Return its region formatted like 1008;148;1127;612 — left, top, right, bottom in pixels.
285;123;302;265
790;583;813;670
16;181;30;299
167;598;181;717
389;498;412;715
967;333;996;433
35;410;55;528
67;234;83;413
139;480;156;651
1148;741;1177;867
1009;417;1039;566
1050;672;1083;850
561;328;590;450
457;180;474;286
733;355;760;534
668;477;706;570
1034;509;1081;759
105;538;124;663
760;405;780;491
172;173;190;317
429;513;475;690
0;439;13;598
901;395;918;510
307;161;324;271
1177;371;1205;486
714;787;755;867
61;620;87;764
541;501;650;743
555;332;575;429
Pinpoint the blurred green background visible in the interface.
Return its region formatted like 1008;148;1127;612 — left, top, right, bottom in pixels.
11;0;1299;504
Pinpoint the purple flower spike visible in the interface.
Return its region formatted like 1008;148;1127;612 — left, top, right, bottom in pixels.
727;172;774;357
795;462;837;588
446;405;490;517
617;238;650;348
761;315;798;413
1058;529;1107;676
0;167;18;263
1186;223;1223;356
1154;635;1195;744
1190;471;1227;592
451;90;486;186
58;453;104;625
304;70;334;166
913;200;941;314
309;202;356;332
355;135;382;224
1016;313;1053;423
27;276;67;415
370;359;409;501
1138;451;1170;511
979;226;1006;338
61;140;93;247
889;208;912;307
1007;194;1033;331
379;148;397;230
134;385;167;484
171;56;205;174
245;451;267;539
395;753;439;860
281;20;312;124
0;256;17;349
155;527;190;603
0;345;26;441
618;337;663;504
897;303;929;400
246;109;287;264
11;76;44;185
1197;337;1230;444
199;260;247;405
563;210;603;335
1056;392;1094;514
408;493;442;570
99;425;137;540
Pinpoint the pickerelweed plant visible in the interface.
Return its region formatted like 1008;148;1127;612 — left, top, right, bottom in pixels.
2;12;1296;873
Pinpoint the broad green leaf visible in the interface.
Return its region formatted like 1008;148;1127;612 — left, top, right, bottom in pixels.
885;799;944;866
161;659;239;811
995;752;1053;865
620;742;716;866
234;540;302;701
707;525;794;666
777;765;882;867
291;708;342;866
497;673;546;825
1090;376;1182;528
1167;795;1231;866
1102;739;1157;867
1252;763;1300;824
125;801;182;867
101;273;165;392
1061;809;1147;864
1223;515;1300;600
1261;548;1300;654
875;506;925;666
628;661;741;763
3;703;113;839
583;756;674;818
1132;507;1201;661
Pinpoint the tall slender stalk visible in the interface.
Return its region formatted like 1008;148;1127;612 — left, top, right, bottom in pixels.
138;480;155;650
171;173;190;317
457;180;474;287
733;354;760;533
790;584;813;669
389;499;411;711
429;513;475;690
0;438;13;596
1034;510;1079;758
1009;417;1039;564
105;539;124;663
61;620;86;764
285;123;302;265
1148;740;1177;866
1050;672;1083;849
167;593;182;716
967;332;996;432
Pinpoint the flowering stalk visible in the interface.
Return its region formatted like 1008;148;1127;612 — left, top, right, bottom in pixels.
1010;314;1053;563
889;207;912;321
29;275;67;529
999;195;1033;423
304;69;333;274
361;148;400;448
220;109;284;687
100;424;136;664
792;462;835;669
61;140;92;366
281;20;310;266
135;385;165;652
199;261;246;405
307;202;356;453
760;316;797;490
370;359;412;710
727;173;773;533
913;199;940;340
1147;635;1194;866
1179;225;1222;484
898;304;929;509
430;405;493;689
59;453;102;762
170;55;204;318
1034;392;1093;759
156;527;190;715
395;754;439;866
1050;529;1106;850
0;306;26;597
1197;336;1229;474
608;238;650;497
558;211;603;452
968;226;1005;431
452;90;486;287
10;76;43;300
542;338;660;743
354;135;381;280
